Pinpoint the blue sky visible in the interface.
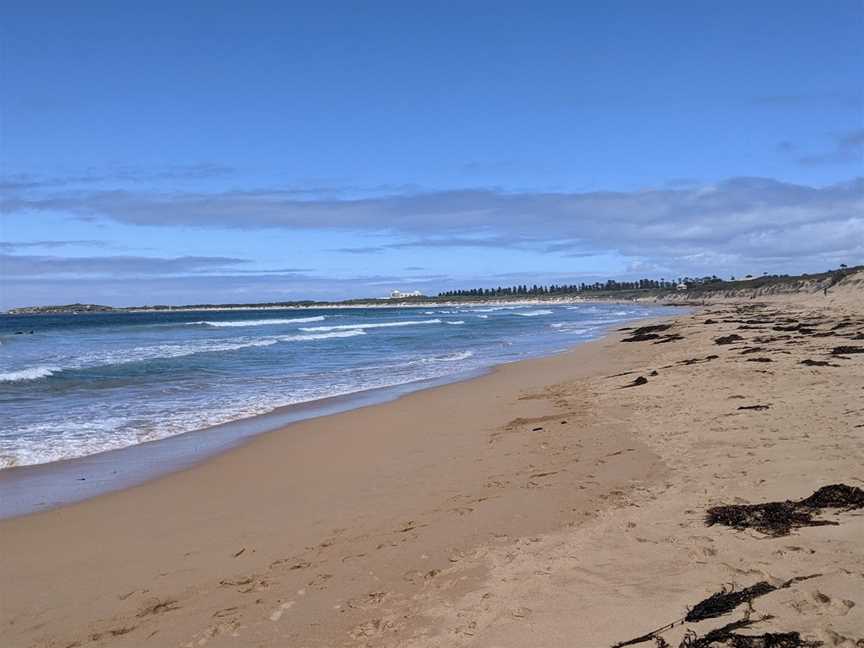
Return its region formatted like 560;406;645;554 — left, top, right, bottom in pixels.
1;1;862;307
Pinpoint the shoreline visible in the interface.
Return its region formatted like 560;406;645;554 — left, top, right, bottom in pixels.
0;318;665;647
0;312;669;519
2;295;862;647
0;366;487;519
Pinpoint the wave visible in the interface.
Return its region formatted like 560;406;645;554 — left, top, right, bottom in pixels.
190;316;325;327
0;345;475;468
0;366;60;383
514;309;553;317
1;331;366;383
551;323;592;334
431;350;473;362
101;330;364;363
274;330;365;342
387;349;476;369
476;314;489;319
471;305;529;312
445;320;465;325
299;319;442;332
409;349;476;366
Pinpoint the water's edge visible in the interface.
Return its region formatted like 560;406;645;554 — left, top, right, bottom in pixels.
0;313;671;519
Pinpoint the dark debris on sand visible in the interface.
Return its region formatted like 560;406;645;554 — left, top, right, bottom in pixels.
705;484;864;537
622;376;649;388
653;334;685;344
679;355;719;366
685;575;819;624
715;334;744;345
800;359;840;367
622;324;675;342
740;347;766;355
831;346;864;355
612;577;824;647
679;623;822;648
684;582;774;623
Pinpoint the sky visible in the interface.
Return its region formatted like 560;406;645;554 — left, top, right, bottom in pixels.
1;1;862;308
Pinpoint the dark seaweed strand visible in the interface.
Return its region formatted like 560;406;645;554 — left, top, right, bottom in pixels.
705;484;864;537
612;576;822;647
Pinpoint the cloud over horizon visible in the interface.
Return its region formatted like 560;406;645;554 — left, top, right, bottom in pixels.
4;176;862;278
0;254;253;277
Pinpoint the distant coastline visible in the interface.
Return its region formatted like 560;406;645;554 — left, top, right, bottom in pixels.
5;265;857;315
4;297;593;315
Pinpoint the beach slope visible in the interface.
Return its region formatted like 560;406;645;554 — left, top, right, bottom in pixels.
1;288;863;647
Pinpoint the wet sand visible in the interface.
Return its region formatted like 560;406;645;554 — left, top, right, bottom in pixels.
1;288;863;647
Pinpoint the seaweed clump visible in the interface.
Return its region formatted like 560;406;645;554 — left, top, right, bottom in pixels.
797;483;864;508
612;576;823;648
684;582;775;623
831;346;864;355
715;334;744;345
681;624;821;647
706;484;864;537
622;376;649;388
799;359;839;367
622;324;674;343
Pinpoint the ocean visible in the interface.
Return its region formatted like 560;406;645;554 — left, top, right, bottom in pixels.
0;303;675;470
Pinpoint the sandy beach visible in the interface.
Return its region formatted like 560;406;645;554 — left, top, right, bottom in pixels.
2;281;863;647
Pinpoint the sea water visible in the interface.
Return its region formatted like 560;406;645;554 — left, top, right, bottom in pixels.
0;303;675;469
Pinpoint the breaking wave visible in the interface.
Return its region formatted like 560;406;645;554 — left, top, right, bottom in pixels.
300;319;442;332
0;366;60;383
515;309;553;317
191;316;325;327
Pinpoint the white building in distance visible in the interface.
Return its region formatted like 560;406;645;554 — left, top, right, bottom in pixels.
390;289;424;299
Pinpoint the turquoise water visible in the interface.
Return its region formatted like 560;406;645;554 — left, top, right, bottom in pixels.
0;303;675;468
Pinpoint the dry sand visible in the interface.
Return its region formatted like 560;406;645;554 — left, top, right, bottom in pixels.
1;290;863;647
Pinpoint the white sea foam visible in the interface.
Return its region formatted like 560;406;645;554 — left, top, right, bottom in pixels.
1;331;366;383
434;350;474;361
472;305;529;312
299;319;442;332
0;366;60;383
273;330;365;342
515;309;553;317
193;316;326;327
95;331;365;364
0;344;478;468
80;338;282;367
551;324;591;335
415;350;474;363
1;302;675;470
